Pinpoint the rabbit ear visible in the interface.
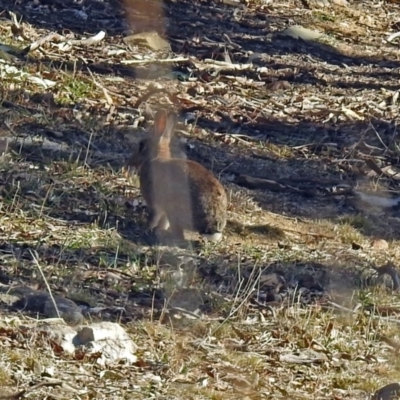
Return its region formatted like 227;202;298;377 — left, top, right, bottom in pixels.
153;110;177;140
153;109;168;138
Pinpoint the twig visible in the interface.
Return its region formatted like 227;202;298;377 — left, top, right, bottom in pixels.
280;226;335;239
236;174;309;195
27;30;105;54
387;31;400;43
27;32;67;53
83;130;94;168
213;132;265;143
69;30;106;46
369;121;388;151
364;158;385;177
121;57;189;65
202;59;253;70
29;250;60;319
0;378;66;399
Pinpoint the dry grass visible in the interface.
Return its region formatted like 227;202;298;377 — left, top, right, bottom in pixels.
0;0;399;398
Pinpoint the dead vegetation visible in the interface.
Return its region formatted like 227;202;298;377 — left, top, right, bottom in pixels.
0;0;399;398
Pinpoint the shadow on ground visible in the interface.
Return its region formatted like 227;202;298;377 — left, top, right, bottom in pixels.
0;237;386;324
2;101;399;242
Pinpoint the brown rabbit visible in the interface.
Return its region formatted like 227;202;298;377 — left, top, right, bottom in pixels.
131;109;227;242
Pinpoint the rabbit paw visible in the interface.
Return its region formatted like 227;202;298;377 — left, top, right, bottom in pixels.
148;209;170;231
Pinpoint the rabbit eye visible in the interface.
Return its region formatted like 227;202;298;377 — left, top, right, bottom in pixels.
138;141;145;152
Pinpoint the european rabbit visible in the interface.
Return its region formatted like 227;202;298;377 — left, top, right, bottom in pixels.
130;109;227;242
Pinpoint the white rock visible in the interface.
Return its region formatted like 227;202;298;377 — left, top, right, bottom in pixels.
33;321;138;365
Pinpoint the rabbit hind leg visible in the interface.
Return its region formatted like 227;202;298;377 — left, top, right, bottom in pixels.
169;221;185;241
148;207;170;231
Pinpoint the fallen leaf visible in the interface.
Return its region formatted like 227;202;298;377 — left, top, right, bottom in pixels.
280;25;323;41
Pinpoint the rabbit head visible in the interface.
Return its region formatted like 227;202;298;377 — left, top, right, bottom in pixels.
132;109;178;167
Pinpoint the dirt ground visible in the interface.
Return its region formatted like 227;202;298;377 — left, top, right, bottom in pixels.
0;0;399;398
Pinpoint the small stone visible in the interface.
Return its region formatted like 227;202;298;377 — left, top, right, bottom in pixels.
371;239;389;251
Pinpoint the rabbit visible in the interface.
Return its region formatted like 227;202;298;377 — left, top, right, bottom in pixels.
129;109;227;242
